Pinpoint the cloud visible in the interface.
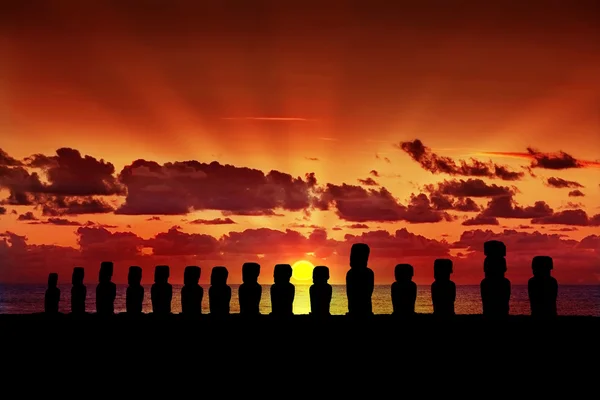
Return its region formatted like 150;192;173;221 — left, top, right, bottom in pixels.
41;196;115;216
115;159;319;215
357;177;379;186
146;216;161;221
478;195;553;219
545;177;584;188
481;148;600;169
424;178;516;197
568;190;585;197
375;154;391;163
0;206;6;215
17;212;38;221
397;139;524;180
0;149;23;167
347;223;369;229
305;157;319;161
369;170;379;177
189;217;236;225
462;215;500;226
531;209;600;226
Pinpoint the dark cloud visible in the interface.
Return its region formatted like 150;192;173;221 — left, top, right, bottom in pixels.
369;170;379;177
28;217;82;226
40;196;115;216
189;217;236;225
357;177;379;186
115;159;318;215
0;149;23;167
144;226;220;256
0;206;6;215
462;215;500;226
304;157;319;161
568;190;585;197
479;195;553;219
17;212;38;221
531;209;600;226
146;216;161;221
424;178;516;197
526;147;587;169
347;223;369;229
397;139;524;180
546;177;584;188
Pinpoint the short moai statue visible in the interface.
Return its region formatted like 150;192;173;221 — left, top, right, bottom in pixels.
239;262;262;316
270;264;295;316
71;267;86;314
391;264;417;316
181;266;202;316
528;256;558;318
45;273;60;314
431;259;455;317
126;266;144;314
346;243;375;316
209;266;231;316
151;265;172;315
481;240;511;317
310;266;332;316
96;261;116;315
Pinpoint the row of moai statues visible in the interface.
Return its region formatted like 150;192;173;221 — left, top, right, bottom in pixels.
44;240;558;317
45;261;333;317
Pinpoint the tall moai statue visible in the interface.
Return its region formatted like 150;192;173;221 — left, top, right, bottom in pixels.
181;266;202;316
481;240;511;317
431;259;455;316
310;266;332;317
151;265;172;315
126;266;144;314
391;264;417;316
71;267;86;314
528;256;558;318
346;243;374;316
96;261;116;315
209;266;231;316
239;262;262;316
45;273;60;314
270;264;295;317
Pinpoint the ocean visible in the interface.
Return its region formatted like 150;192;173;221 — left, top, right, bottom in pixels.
0;284;598;316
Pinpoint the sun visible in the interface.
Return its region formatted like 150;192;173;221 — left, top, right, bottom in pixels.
292;260;315;281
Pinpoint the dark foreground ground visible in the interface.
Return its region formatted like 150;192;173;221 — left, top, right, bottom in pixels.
1;313;598;393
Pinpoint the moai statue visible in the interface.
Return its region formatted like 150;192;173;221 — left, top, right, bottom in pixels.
209;266;231;316
528;256;558;318
45;273;60;314
239;262;262;316
310;266;332;317
126;266;144;314
96;261;116;315
270;264;295;317
71;267;86;315
391;264;417;316
346;243;374;316
181;266;202;316
151;265;172;315
481;240;511;317
431;259;455;317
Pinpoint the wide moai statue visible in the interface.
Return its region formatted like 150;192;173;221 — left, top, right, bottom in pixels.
310;266;332;317
481;240;511;317
528;255;558;318
126;266;144;314
431;259;455;317
346;243;374;316
239;262;262;316
181;266;203;316
209;266;231;316
96;261;116;315
151;265;172;315
270;264;295;317
392;264;417;316
45;272;60;314
71;267;86;314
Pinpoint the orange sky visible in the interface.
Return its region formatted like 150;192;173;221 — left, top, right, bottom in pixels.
1;1;599;285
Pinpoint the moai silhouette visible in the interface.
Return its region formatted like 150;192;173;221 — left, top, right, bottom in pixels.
431;259;455;316
96;261;116;315
270;264;295;316
126;266;144;314
528;256;558;318
346;243;375;316
481;240;511;317
391;264;417;316
181;266;202;316
71;267;86;314
209;266;231;316
45;273;60;314
151;265;172;315
239;262;262;316
310;266;332;316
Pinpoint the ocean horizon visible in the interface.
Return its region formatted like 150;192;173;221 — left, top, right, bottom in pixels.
1;283;598;316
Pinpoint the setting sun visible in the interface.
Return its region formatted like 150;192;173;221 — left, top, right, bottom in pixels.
292;260;315;281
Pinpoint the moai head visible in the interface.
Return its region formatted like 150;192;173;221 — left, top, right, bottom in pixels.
128;266;142;285
72;267;84;285
48;273;58;288
154;265;170;284
484;240;506;258
434;259;453;281
484;257;507;278
274;264;293;284
350;243;370;269
211;266;229;286
184;266;201;285
532;255;553;277
395;264;414;282
242;262;260;284
313;266;330;284
99;261;113;283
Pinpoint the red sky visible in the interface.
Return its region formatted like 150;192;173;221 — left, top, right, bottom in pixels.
1;0;599;285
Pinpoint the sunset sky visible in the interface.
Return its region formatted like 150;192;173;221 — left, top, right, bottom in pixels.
1;0;599;285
